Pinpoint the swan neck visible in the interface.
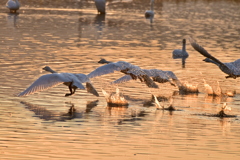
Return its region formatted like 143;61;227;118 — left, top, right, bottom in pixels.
205;58;219;66
15;0;20;6
150;0;154;11
182;41;186;51
173;79;182;87
47;68;57;73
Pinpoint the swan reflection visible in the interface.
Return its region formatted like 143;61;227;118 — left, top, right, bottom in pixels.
6;12;19;28
20;100;99;121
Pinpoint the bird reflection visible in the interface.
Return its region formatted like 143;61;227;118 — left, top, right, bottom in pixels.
77;14;106;47
86;100;99;113
20;100;98;121
6;12;19;28
104;106;147;125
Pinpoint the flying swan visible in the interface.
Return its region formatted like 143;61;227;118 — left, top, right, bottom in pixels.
87;59;159;89
189;37;240;79
17;66;99;97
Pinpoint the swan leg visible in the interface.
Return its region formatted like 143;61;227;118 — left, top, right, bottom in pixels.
65;84;76;97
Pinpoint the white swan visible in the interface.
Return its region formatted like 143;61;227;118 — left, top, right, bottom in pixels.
172;39;189;58
42;66;99;97
87;59;159;88
6;0;20;13
145;0;154;20
94;0;106;14
17;73;85;97
17;66;99;97
189;37;240;79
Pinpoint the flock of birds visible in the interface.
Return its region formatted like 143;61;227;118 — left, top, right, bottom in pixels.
16;37;240;117
6;0;155;21
6;0;239;117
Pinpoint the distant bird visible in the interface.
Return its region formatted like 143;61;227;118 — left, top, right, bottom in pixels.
189;37;240;79
42;66;99;97
6;0;20;13
87;59;159;89
17;66;99;97
172;39;189;68
145;0;154;19
94;0;106;14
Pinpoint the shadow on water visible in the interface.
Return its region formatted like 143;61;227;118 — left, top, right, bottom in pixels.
20;100;99;121
104;106;149;125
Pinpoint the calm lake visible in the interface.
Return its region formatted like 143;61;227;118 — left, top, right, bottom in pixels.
0;0;240;159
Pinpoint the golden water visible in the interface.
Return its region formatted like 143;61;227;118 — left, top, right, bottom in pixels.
0;0;240;159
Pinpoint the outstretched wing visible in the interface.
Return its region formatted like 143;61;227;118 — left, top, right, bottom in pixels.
86;82;99;97
111;75;133;84
17;74;67;97
189;37;226;66
189;37;233;75
87;62;129;79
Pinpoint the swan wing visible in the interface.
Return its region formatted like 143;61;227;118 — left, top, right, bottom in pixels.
189;38;226;66
72;79;85;90
86;82;99;97
17;73;70;97
74;73;89;83
111;75;132;84
229;59;240;75
87;62;128;79
189;38;236;75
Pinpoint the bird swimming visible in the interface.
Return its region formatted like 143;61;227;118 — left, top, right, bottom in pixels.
172;39;189;58
172;39;189;68
17;66;99;97
145;0;154;19
87;59;159;89
189;37;240;79
94;0;106;14
6;0;20;13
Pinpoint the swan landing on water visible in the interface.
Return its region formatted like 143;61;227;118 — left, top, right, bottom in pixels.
17;66;99;97
6;0;20;13
189;37;240;79
88;59;159;89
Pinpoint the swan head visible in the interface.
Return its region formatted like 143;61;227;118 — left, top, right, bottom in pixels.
98;59;111;64
182;39;186;44
203;58;213;63
42;66;52;71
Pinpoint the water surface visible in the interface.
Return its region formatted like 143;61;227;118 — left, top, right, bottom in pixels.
1;0;240;159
